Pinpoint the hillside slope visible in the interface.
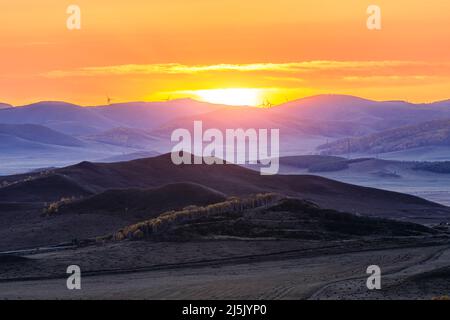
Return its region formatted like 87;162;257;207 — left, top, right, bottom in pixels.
113;196;436;242
55;182;226;217
0;123;84;147
1;153;447;220
318;119;450;155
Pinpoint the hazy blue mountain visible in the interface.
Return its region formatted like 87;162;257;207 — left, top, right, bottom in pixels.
270;94;450;132
0;123;84;147
99;151;161;163
318;119;450;155
3;95;449;138
0;99;226;136
0;102;120;135
1;95;450;174
91;99;226;130
82;127;158;149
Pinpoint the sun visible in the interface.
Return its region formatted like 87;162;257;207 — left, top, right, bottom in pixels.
193;88;263;106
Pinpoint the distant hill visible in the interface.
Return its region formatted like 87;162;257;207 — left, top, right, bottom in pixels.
260;156;450;208
0;103;12;109
278;155;352;172
318;119;450;155
0;123;85;148
0;99;226;136
92;99;226;130
413;161;450;174
0;102;120;135
246;155;353;173
3;94;450;141
271;95;450;132
83;127;158;149
99;151;160;163
1;95;450;174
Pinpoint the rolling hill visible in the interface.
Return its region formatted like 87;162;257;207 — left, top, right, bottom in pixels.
82;127;158;149
0;99;227;136
0;101;120;135
92;99;227;130
257;156;450;207
318;119;450;155
0;123;85;148
114;196;436;242
0;174;92;202
99;151;161;163
3;94;450;143
1;153;447;221
271;94;450;131
1;95;450;174
53;182;227;217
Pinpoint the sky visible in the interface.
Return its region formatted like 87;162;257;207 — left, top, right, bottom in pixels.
1;0;450;106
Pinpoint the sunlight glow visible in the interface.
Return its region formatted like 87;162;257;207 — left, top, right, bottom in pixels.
192;88;263;106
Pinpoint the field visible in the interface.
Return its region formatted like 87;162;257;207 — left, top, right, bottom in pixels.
1;238;449;299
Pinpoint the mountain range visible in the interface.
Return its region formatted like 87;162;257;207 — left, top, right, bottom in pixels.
318;119;450;156
0;94;449;174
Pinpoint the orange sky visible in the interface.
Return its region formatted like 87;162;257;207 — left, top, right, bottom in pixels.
1;0;450;106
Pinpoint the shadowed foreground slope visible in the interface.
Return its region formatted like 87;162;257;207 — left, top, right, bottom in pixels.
0;153;447;220
111;196;436;242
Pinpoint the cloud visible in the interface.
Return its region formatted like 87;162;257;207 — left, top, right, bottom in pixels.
43;61;448;78
342;75;435;81
45;63;288;77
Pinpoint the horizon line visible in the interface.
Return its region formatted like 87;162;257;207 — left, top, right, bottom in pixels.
3;94;450;109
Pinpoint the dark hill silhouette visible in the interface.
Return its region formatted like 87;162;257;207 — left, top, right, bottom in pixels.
1;153;448;220
56;182;226;217
0;174;91;202
115;197;436;242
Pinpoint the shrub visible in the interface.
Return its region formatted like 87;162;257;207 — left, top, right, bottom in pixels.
113;193;282;241
432;295;450;300
43;196;77;216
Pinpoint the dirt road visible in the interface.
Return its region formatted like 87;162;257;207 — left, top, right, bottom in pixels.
1;244;448;300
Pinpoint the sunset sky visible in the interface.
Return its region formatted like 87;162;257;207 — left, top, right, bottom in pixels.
1;0;450;106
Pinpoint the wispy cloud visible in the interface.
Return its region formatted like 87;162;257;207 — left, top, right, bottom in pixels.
43;61;448;78
342;75;436;81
